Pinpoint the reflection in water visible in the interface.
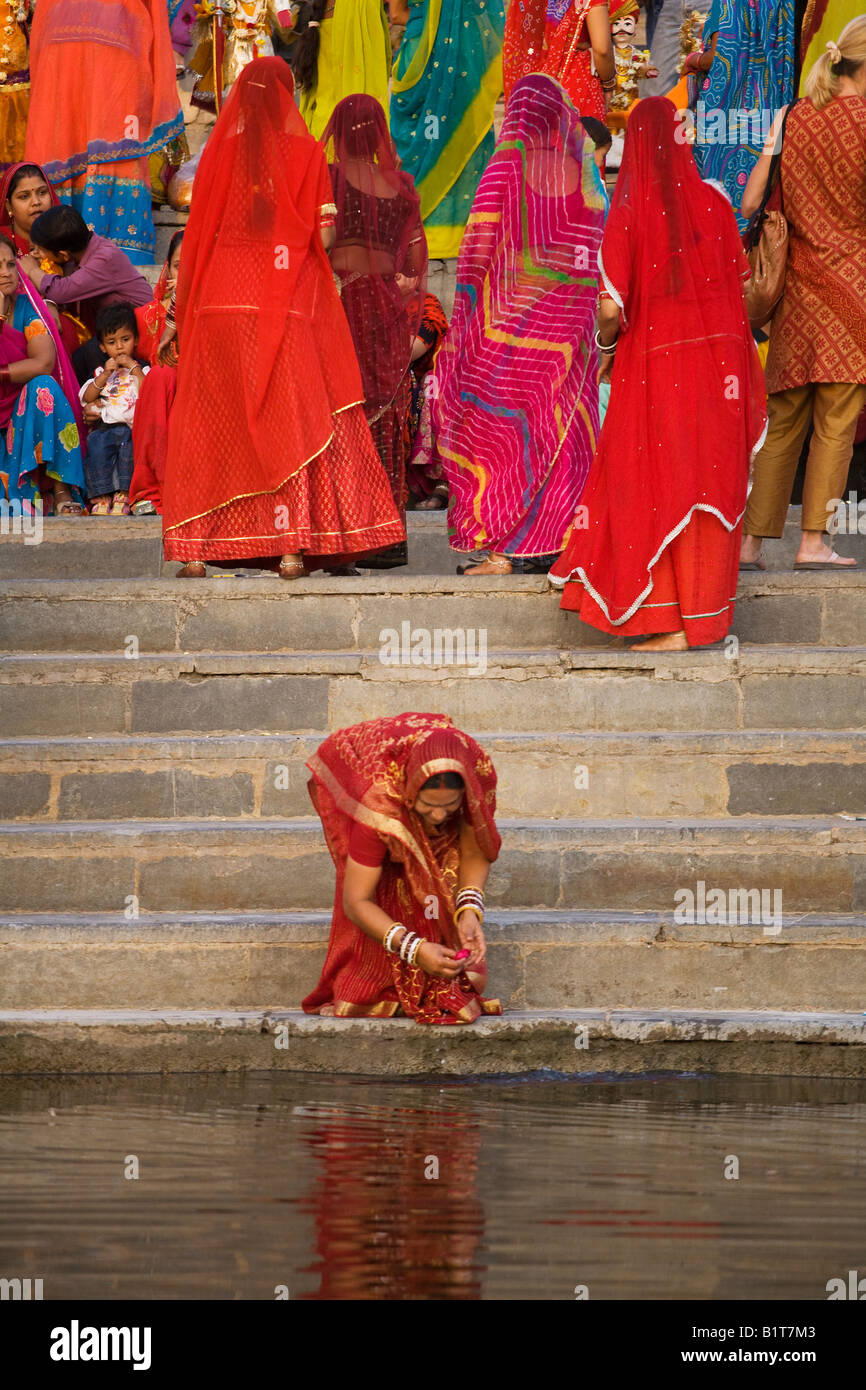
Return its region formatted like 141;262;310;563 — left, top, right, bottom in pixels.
297;1102;483;1298
0;1073;864;1300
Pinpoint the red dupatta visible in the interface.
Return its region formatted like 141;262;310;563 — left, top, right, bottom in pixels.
303;714;502;1024
551;98;766;622
321;94;427;416
164;57;366;532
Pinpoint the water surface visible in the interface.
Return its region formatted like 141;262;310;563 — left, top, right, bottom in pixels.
0;1072;863;1300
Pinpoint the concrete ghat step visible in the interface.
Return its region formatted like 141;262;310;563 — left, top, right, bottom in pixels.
1;508;864;579
1;572;865;652
1;910;864;1013
3;730;866;821
1;1008;864;1077
1;816;864;914
2;647;866;737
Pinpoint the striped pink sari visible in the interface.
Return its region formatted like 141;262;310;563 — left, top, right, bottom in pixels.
428;73;607;559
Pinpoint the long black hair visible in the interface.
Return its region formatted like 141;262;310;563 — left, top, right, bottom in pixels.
290;0;327;92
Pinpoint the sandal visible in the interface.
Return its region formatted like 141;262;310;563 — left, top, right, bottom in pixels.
89;498;112;516
177;561;206;578
131;499;158;516
55;499;85;515
278;554;305;580
111;491;131;516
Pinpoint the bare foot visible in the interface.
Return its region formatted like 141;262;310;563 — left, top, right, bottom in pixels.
457;553;512;576
795;538;856;566
415;492;447;510
739;535;766;569
629;631;689;651
278;553;305;579
177;561;206;578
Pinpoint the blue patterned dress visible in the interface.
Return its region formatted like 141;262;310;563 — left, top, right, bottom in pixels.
2;295;85;509
692;0;795;231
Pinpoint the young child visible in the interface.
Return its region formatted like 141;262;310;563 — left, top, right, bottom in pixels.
18;206;153;335
80;304;149;515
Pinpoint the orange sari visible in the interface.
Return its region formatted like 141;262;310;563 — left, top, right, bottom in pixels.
25;0;184;262
303;714;502;1024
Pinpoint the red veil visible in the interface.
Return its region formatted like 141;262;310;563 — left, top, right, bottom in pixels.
303;714;502;1025
162;58;403;562
321;94;427;417
551;98;767;624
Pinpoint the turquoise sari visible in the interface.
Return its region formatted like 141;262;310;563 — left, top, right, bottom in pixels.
390;0;505;260
692;0;796;231
2;296;85;509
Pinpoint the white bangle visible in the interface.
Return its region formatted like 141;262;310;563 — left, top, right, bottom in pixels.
399;931;418;963
383;923;404;955
595;330;618;354
408;936;425;967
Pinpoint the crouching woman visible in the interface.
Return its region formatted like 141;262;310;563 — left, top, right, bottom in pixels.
303;714;502;1024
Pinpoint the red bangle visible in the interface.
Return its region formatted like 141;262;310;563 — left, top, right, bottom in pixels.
0;366;11;384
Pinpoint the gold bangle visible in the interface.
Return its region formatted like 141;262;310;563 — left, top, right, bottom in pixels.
454;903;483;924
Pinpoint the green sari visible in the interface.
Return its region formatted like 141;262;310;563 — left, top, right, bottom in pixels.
390;0;505;260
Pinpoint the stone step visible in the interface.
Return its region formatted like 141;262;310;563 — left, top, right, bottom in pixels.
1;816;863;915
1;646;864;737
2;509;865;579
3;1007;864;1077
1;910;864;1014
1;572;863;653
3;731;866;821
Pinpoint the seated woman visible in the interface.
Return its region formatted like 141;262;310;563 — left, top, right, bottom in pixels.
0;234;86;514
0;162;87;357
136;230;183;369
127;231;185;516
303;714;502;1025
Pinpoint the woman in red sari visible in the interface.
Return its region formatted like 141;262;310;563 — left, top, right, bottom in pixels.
129;232;184;516
322;94;427;569
161;59;404;576
550;98;767;649
303;714;502;1025
504;0;615;118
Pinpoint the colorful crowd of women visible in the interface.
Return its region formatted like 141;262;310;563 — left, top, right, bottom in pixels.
422;4;865;652
2;1;864;647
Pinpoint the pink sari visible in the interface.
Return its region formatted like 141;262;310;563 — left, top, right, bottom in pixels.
426;74;607;558
0;322;28;429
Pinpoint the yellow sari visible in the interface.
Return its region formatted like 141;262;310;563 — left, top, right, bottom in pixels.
799;0;858;93
298;0;392;140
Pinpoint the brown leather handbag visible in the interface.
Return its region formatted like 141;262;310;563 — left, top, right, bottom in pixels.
743;102;796;332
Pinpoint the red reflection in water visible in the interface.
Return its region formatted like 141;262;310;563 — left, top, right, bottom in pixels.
296;1107;486;1300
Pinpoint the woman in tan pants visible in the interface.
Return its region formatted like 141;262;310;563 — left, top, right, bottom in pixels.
740;17;866;570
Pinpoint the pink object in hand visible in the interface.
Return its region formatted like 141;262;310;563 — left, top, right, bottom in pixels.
454;949;471;961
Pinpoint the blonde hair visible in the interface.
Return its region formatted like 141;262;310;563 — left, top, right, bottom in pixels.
805;15;866;110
